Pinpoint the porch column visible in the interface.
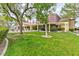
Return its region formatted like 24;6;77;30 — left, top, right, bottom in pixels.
64;22;69;32
37;24;39;31
49;23;51;32
26;26;27;31
30;25;32;31
24;26;26;31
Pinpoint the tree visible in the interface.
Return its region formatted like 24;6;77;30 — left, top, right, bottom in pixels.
0;3;34;34
34;3;56;38
60;3;76;19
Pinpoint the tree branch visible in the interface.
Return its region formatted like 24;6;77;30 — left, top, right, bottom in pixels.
6;3;19;19
1;4;16;20
21;3;34;18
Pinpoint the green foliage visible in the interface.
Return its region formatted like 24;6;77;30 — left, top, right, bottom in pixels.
32;26;37;30
34;3;55;24
61;3;76;19
50;25;58;31
0;3;35;34
0;4;16;21
0;27;9;44
58;28;64;31
69;28;75;32
39;25;45;31
33;25;58;31
75;28;79;30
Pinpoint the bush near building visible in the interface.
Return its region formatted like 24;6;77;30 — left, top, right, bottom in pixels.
58;28;65;31
69;28;75;32
0;27;9;44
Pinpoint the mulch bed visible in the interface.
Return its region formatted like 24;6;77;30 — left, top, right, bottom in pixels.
0;40;6;55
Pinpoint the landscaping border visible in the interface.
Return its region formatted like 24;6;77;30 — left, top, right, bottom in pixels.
0;38;9;56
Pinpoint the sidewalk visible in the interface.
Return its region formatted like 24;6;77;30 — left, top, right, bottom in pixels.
0;40;6;55
8;30;46;33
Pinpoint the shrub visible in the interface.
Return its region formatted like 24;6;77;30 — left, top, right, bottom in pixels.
58;28;61;31
32;26;37;30
38;25;45;31
75;28;79;30
69;28;74;32
58;28;64;31
50;25;58;31
0;27;9;44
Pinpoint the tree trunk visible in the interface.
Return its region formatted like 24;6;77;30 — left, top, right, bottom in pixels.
18;19;23;34
20;23;23;34
45;24;48;37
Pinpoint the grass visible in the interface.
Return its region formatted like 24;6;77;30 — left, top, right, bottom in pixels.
5;32;79;56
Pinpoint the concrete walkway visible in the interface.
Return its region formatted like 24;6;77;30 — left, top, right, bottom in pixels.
0;39;6;55
0;38;8;56
8;30;45;33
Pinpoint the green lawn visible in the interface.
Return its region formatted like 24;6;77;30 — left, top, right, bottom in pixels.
5;32;79;56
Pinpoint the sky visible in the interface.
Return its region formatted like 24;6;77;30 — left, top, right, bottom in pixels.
75;17;79;28
55;3;65;15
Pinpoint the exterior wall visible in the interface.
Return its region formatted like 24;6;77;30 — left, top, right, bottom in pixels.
69;19;75;29
64;22;69;32
60;18;75;29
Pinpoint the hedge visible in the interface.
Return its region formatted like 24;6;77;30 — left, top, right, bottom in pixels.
0;27;9;44
69;28;75;32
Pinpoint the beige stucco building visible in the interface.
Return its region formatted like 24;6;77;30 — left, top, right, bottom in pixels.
9;14;75;32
